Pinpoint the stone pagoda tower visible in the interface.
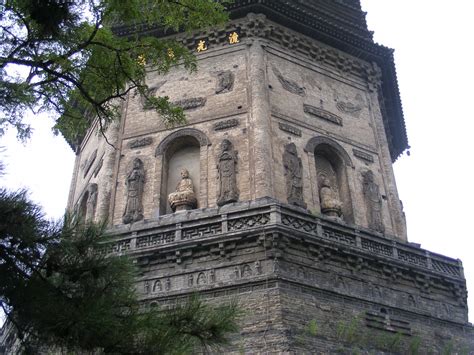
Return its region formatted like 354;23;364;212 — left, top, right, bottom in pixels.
66;0;473;352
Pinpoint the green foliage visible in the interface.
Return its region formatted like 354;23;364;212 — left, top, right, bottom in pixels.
0;188;59;314
0;189;239;353
373;331;403;353
336;316;363;346
408;336;422;355
306;319;318;336
0;0;230;142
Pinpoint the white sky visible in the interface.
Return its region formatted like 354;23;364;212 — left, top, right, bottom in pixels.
0;1;472;323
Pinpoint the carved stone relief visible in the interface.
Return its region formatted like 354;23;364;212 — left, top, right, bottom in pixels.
333;90;364;117
215;70;235;94
214;118;239;131
82;149;97;177
303;104;343;126
353;149;374;163
172;97;206;110
123;158;145;224
92;157;103;177
140;81;166;110
152;278;172;292
128;137;153;149
153;279;162;292
168;168;197;212
234;263;256;279
278;122;302;136
361;170;385;233
85;183;98;222
272;66;305;96
283;143;306;208
216;139;239;206
197;272;207;285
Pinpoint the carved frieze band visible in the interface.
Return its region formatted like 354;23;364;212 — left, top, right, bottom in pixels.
353;149;374;163
214;118;239;131
303;104;343;126
272;259;463;321
143;261;266;295
278;122;302;136
173;14;382;91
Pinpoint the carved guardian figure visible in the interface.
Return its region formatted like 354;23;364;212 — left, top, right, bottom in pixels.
217;139;239;206
85;183;98;222
168;168;197;212
123;158;145;224
362;170;385;233
283;143;306;208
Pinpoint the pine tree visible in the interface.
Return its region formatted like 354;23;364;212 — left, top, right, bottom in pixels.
0;188;239;353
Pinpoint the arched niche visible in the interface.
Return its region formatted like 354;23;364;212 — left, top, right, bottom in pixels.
305;136;354;223
155;128;211;215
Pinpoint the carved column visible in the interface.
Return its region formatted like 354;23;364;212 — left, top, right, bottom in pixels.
98;120;120;221
153;154;164;217
306;151;321;213
345;165;361;226
247;40;274;199
200;144;209;209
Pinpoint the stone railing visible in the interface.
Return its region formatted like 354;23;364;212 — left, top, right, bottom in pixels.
103;199;464;280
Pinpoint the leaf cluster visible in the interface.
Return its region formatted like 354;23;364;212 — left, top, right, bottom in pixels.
0;189;239;353
0;0;229;143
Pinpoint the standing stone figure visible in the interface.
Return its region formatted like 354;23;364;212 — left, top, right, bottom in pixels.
319;175;342;218
85;183;98;222
168;168;197;212
123;158;145;224
217;139;239;206
362;170;385;233
283;143;306;208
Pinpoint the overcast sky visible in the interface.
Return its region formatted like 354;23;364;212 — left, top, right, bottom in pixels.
0;1;472;323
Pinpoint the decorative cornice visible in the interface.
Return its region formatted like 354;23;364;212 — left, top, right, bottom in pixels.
103;199;465;284
113;2;408;161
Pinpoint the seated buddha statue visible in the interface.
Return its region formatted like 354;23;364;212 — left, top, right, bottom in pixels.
319;176;343;219
168;168;197;212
